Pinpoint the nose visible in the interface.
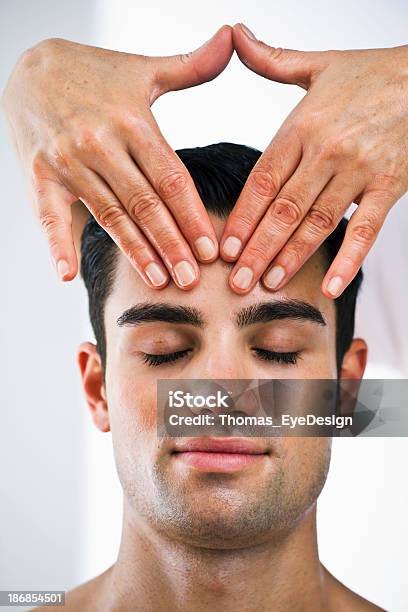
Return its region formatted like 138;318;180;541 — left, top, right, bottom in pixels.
188;341;249;380
193;356;246;380
182;381;260;413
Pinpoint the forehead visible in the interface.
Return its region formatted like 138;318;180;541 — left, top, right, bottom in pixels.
105;216;336;328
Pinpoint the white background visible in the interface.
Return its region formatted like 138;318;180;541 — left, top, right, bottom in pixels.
1;1;407;610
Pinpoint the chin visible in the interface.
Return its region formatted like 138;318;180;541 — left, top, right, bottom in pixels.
142;483;297;549
158;512;276;549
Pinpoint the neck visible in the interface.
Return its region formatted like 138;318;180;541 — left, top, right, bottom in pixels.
99;500;329;612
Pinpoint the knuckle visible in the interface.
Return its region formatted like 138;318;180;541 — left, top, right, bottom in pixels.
248;169;280;199
159;235;183;254
170;201;202;231
36;37;64;56
262;46;285;77
179;51;194;64
267;46;285;62
351;220;378;245
94;204;124;230
24;39;69;78
341;251;361;267
322;138;343;160
120;238;146;265
21;38;61;68
176;52;202;84
48;138;74;175
245;245;270;265
127;191;162;221
33;179;53;205
298;108;325;137
158;170;188;200
322;136;343;160
52;151;70;174
117;110;142;132
246;235;275;264
322;135;358;161
305;205;336;233
368;174;401;200
282;239;309;266
31;152;48;178
354;147;370;170
73;129;105;156
39;209;62;234
267;196;303;227
229;210;258;234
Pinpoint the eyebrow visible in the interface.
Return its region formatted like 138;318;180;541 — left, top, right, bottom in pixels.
116;300;325;329
236;300;326;328
117;303;204;327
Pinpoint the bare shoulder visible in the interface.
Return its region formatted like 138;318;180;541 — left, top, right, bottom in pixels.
324;567;386;611
33;567;112;612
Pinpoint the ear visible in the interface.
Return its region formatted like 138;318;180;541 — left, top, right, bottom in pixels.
77;341;110;432
339;338;368;380
337;338;367;422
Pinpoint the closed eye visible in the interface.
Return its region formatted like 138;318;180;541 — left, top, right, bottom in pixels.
141;348;300;368
142;349;191;367
253;348;300;365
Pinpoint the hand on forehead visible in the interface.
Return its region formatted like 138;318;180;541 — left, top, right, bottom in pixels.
109;215;335;326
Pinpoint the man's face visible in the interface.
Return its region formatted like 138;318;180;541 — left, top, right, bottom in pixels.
80;216;363;548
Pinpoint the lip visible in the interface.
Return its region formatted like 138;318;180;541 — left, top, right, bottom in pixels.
172;437;269;473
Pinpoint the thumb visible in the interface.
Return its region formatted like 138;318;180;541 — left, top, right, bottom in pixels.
152;25;233;96
233;23;329;89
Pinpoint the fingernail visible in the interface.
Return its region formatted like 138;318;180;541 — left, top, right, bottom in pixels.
327;276;343;297
145;262;168;287
174;260;196;287
194;236;217;261
264;265;285;290
240;23;256;40
232;266;254;290
57;259;69;280
223;236;242;259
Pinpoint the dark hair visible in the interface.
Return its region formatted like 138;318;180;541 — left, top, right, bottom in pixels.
81;142;362;371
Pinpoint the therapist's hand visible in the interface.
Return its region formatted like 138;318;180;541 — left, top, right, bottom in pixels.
2;27;233;288
222;23;408;297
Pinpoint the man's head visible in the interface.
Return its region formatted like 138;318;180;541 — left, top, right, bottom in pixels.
78;143;367;548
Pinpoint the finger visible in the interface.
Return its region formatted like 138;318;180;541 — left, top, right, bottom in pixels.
220;128;302;261
232;22;330;88
63;167;172;290
322;191;396;298
262;173;365;291
79;157;201;290
228;160;333;293
34;177;78;281
127;115;218;263
153;25;233;97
